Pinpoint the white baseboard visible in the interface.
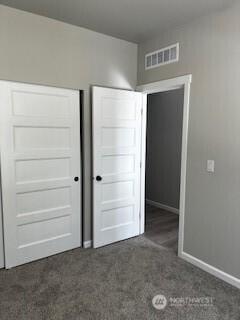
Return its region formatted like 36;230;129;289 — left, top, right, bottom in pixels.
83;240;92;249
146;199;179;215
180;251;240;289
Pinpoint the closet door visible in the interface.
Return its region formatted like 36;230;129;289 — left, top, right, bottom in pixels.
0;81;81;268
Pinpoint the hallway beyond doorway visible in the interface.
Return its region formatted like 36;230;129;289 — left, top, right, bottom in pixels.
144;203;179;254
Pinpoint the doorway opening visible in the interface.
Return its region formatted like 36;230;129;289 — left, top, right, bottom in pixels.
144;88;184;253
138;75;192;257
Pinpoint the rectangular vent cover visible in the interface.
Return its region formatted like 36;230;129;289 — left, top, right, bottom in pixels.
145;43;179;70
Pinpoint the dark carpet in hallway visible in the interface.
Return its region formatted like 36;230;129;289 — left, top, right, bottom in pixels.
0;236;239;320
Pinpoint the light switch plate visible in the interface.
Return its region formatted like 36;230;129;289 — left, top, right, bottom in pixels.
207;160;215;173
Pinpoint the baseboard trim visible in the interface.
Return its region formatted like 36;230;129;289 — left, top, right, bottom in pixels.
83;240;240;288
180;251;240;289
146;199;179;215
83;240;92;249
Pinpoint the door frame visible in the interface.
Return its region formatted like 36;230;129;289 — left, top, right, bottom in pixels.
137;74;192;257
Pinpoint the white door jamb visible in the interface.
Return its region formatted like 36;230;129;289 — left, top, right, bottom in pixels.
137;74;192;257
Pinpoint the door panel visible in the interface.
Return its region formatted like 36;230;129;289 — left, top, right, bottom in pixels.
92;87;142;248
14;126;70;150
0;81;81;268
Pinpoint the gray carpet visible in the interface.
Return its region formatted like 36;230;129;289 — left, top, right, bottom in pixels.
0;237;239;320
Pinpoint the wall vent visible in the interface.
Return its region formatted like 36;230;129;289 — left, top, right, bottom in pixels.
145;43;179;70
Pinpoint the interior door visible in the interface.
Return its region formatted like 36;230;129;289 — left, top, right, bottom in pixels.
0;81;81;268
92;86;142;248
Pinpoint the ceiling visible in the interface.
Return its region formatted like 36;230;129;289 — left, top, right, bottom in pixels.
0;0;236;43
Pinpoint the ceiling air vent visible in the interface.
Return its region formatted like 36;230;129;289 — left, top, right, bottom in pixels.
145;43;179;70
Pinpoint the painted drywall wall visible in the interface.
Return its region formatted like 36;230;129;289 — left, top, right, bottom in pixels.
138;2;240;279
0;5;137;243
146;89;184;209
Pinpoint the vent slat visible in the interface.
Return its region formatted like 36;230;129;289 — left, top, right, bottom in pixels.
145;43;179;70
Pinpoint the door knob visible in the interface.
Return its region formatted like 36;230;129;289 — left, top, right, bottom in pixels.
96;175;102;181
74;177;79;182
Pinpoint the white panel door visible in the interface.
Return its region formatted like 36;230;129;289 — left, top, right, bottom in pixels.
0;81;81;268
92;87;142;248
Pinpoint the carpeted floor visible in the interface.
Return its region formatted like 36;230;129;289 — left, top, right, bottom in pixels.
145;204;179;253
0;236;239;320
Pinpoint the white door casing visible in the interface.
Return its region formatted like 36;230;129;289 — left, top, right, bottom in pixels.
0;81;81;268
92;87;142;248
137;75;192;255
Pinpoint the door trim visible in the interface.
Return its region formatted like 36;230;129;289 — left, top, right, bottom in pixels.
137;74;192;257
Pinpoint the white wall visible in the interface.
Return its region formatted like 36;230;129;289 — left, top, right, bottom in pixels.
138;2;240;279
0;5;138;243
